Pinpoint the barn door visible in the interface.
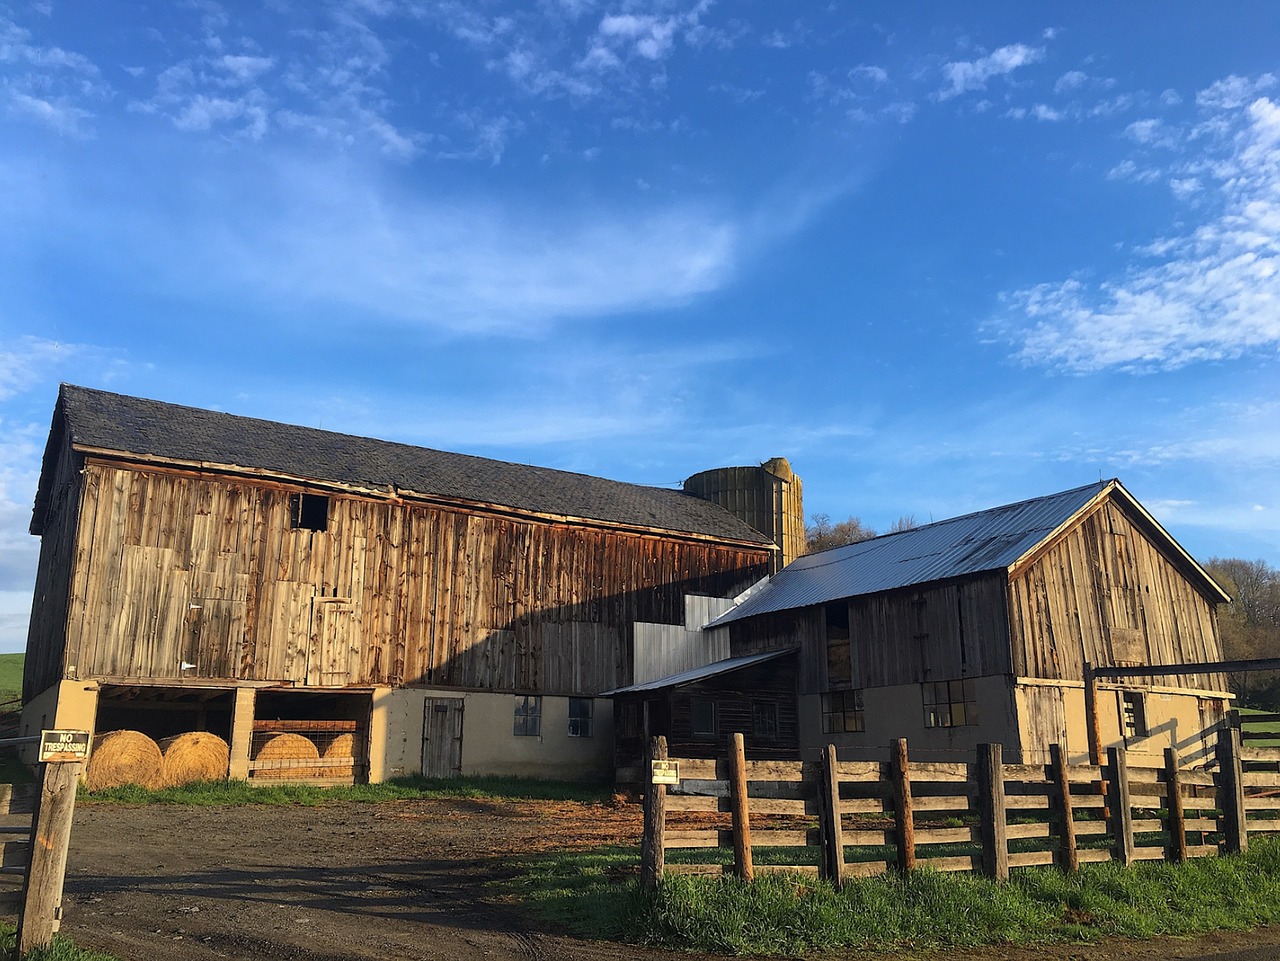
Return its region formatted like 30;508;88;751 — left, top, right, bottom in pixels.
308;600;358;686
422;698;464;778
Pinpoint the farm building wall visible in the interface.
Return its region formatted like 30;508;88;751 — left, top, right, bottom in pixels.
726;573;1012;695
16;679;99;765
23;442;85;701
41;460;770;696
1014;680;1228;768
1008;498;1225;691
371;689;614;781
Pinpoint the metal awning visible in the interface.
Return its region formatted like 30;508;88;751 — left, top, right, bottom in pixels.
601;648;796;696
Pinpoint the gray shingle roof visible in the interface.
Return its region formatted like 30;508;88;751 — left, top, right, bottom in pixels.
35;384;773;546
710;481;1118;626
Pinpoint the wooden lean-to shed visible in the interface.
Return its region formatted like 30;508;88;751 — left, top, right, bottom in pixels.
21;384;784;783
706;480;1232;766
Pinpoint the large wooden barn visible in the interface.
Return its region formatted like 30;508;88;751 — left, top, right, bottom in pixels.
632;480;1232;768
20;384;804;782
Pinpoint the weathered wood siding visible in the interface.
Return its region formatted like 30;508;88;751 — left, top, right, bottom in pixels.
23;444;85;700
1008;499;1224;690
54;462;770;694
727;575;1011;694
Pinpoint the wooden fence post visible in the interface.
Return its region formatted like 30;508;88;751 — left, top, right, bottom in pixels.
977;743;1009;881
1107;746;1134;866
640;735;668;890
1049;743;1078;873
1084;662;1102;766
729;732;753;881
1165;746;1187;863
890;738;915;873
818;744;845;887
17;760;82;955
1217;725;1248;854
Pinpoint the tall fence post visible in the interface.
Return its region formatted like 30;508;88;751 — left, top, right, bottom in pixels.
640;735;668;890
17;760;83;955
1049;743;1078;873
729;732;753;881
1107;746;1135;866
1217;725;1248;854
977;743;1009;881
1164;746;1187;863
1084;662;1103;765
818;744;845;887
890;738;915;873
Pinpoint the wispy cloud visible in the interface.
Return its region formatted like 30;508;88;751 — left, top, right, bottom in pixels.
938;43;1044;101
996;81;1280;372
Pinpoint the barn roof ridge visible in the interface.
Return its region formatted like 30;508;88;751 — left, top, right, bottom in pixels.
708;479;1219;627
32;383;773;546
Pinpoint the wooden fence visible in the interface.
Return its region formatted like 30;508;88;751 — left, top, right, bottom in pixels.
640;728;1279;888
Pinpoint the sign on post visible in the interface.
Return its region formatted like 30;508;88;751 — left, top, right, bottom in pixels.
651;759;680;785
39;730;91;763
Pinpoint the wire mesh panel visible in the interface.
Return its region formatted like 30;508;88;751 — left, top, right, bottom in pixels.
248;721;363;782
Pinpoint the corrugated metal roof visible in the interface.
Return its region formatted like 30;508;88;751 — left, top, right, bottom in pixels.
600;648;796;695
709;481;1113;627
34;384;773;546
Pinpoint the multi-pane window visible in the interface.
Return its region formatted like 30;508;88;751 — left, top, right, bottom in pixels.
922;679;977;728
691;698;716;738
822;690;865;734
513;695;542;736
752;701;779;740
568;697;593;738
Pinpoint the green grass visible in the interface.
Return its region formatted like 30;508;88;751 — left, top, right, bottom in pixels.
79;774;613;806
0;921;122;961
515;837;1280;955
0;652;24;706
1239;707;1280;747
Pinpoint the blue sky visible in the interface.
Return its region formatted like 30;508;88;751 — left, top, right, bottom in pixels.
1;2;1278;652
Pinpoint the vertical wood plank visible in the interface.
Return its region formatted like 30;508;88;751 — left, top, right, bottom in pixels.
1165;746;1187;863
1107;746;1135;866
890;738;916;873
977;743;1009;881
1049;742;1078;873
819;743;845;887
730;732;754;881
17;761;82;955
640;735;667;890
1217;725;1248;854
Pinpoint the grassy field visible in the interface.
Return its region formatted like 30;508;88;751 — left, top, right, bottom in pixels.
0;652;23;705
1239;706;1280;747
518;838;1280;955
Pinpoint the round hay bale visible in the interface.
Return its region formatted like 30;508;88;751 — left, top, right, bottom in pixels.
85;730;163;791
316;733;356;778
159;732;230;788
252;732;319;779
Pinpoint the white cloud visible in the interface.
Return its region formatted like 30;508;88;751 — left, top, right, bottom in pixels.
1197;73;1276;110
853;65;888;85
1054;70;1087;94
996;88;1280;372
938;43;1044;100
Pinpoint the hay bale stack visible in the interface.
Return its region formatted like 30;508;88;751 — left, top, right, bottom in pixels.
316;733;356;778
252;732;319;779
85;730;163;791
159;732;230;787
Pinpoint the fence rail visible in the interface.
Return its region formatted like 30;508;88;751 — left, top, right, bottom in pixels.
640;727;1270;889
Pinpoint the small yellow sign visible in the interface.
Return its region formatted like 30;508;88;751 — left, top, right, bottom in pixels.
39;729;90;763
651;759;680;785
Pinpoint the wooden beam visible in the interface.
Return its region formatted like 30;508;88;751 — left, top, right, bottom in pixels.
977;743;1009;881
641;736;668;891
1165;747;1187;863
729;733;754;881
818;744;845;888
1092;657;1280;679
890;738;915;873
1049;743;1078;873
17;762;81;955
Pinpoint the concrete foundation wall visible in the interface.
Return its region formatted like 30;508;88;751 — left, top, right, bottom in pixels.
370;689;615;782
798;675;1019;763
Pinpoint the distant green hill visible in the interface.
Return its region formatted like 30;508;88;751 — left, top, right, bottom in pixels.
0;654;23;705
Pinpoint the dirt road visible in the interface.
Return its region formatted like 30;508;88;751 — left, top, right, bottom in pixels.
59;799;1280;961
